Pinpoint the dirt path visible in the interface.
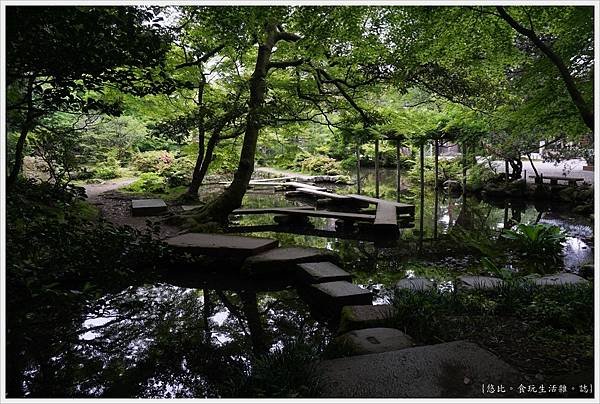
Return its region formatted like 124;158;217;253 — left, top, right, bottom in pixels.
84;178;182;239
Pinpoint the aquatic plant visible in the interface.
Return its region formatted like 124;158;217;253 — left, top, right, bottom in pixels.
501;223;566;260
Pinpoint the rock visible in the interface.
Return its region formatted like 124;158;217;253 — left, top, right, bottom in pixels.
339;304;398;334
131;199;168;216
296;261;352;284
165;233;278;258
458;276;503;290
335;328;413;355
317;340;522;397
534;272;589;286
307;281;372;312
396;277;434;291
242;247;337;277
578;264;594;279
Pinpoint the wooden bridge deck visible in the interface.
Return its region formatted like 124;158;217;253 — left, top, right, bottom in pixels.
232;207;376;221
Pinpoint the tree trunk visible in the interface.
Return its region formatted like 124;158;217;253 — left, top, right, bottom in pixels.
7;76;35;190
187;75;207;198
496;6;593;131
193;25;294;223
374;139;379;198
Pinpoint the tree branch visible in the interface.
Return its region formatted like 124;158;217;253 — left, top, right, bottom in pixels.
267;58;305;71
496;6;593;131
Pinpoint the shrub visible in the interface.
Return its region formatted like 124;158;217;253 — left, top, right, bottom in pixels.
408;156;463;186
162;157;195;187
131;150;174;173
93;157;121;179
467;163;497;190
123;173;167;194
299;155;344;175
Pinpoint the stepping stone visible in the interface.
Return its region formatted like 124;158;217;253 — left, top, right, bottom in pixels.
458;276;504;290
533;272;589;286
165;233;278;258
308;281;372;309
317;340;522;398
339;304;397;334
242;247;337;277
131;199;167;216
373;201;399;232
181;205;202;212
396;277;434;291
335;327;413;355
296;261;352;284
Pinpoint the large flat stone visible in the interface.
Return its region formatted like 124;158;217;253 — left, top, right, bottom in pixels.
318;340;522;398
131;199;167;216
165;233;278;258
336;327;413;355
396;277;434;291
339;304;397;334
243;247;337;277
308;281;372;309
458;276;504;290
533;272;589;286
297;261;352;284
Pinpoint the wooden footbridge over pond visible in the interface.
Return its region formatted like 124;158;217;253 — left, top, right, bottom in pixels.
229;178;415;235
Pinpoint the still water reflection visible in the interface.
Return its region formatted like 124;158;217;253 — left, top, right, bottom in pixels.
12;169;594;397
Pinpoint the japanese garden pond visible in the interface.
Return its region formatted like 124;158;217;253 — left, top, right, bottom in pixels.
14;168;594;398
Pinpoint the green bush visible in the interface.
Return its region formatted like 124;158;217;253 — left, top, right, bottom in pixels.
162;157;195;187
93;157;121;179
131;150;174;174
408;156;463;186
298;155;344;175
467;163;497;190
134;136;176;152
123;173;167;194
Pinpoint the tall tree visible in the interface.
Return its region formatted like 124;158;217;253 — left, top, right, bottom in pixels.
6;6;174;188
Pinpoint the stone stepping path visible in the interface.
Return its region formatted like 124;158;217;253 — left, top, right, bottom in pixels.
318;340;522;398
131;199;167;216
533;272;589;286
335;327;414;355
308;281;372;309
346;194;416;215
338;304;397;334
242;247;337;277
165;233;278;258
396;277;435;291
296;261;352;284
458;275;504;290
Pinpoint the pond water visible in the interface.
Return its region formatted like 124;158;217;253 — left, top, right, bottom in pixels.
14;168;594;398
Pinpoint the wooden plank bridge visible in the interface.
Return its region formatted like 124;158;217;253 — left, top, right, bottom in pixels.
228;178;415;235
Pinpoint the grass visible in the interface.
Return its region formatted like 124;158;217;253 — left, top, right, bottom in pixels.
391;281;594;378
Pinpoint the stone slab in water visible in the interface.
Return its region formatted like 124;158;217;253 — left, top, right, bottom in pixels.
297;261;352;284
336;327;414;355
131;199;167;216
165;233;278;258
339;304;397;334
243;247;337;277
317;340;522;398
374;201;398;230
533;272;589;286
458;276;504;290
396;277;434;291
309;281;372;308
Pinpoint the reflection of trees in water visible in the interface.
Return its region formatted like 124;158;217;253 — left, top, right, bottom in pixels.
10;282;328;398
